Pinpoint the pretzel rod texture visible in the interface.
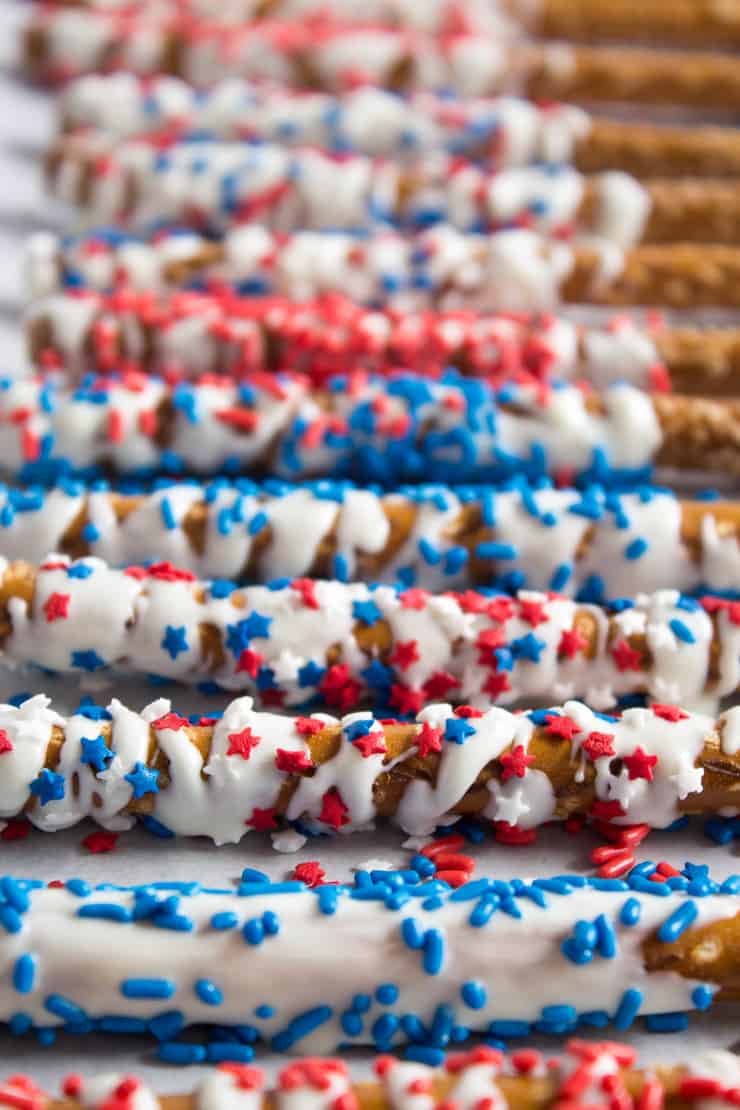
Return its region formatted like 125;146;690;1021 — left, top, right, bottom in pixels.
1;480;738;599
52;138;690;248
27;291;677;393
59;75;740;180
28;225;740;312
2;555;740;711
0;867;735;1052
7;1042;740;1108
0;372;695;486
23;15;740;111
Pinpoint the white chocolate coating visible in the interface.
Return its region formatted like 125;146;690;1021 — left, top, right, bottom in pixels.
49;137;647;245
59;76;590;165
0;877;733;1051
0;373;662;485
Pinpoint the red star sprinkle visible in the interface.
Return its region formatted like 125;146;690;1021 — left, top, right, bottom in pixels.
623;746;659;782
455;705;483;718
291;578;319;609
43;592;70;622
476;627;506;653
423;671;460;699
544;714;579;741
291;861;325;888
611;639;644;672
235;649;263;677
651;704;688;723
389;684;425;716
518;599;549;627
582;731;616;760
226;727;261;760
151;712;189;731
1;819;30;842
275;748;314;774
388;640;420;671
399;588;429;610
482;671;511;698
296;716;324;735
590;799;626;821
352;731;387;759
319;788;349;829
82;830;118;854
319;665;363;711
246;807;277;832
500;745;536;782
0;729;13;755
486;597;516;623
557;628;589;659
415;721;443;759
727;601;740;625
453;590;489;615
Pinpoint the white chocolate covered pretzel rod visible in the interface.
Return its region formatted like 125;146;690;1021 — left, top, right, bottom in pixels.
44;137;658;246
0;869;734;1054
23;13;740;112
1;555;739;711
51;134;740;248
1;688;739;838
31;0;740;50
28;288;740;398
1;481;738;600
28;225;740;312
57;75;740;180
9;1042;740;1109
0;372;689;486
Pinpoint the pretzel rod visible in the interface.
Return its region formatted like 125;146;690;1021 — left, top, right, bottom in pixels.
58;75;740;180
1;481;739;599
5;679;740;837
23;15;740;111
27;289;740;398
30;0;740;51
50;135;740;251
0;371;688;485
27;291;676;392
28;225;740;312
0;868;735;1053
2;555;740;710
8;1043;740;1109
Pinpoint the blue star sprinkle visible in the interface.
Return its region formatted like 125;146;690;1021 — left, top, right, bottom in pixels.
124;762;160;800
161;625;189;660
30;769;65;806
80;734;113;773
